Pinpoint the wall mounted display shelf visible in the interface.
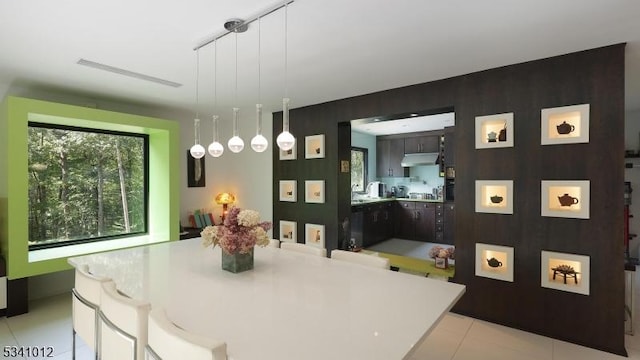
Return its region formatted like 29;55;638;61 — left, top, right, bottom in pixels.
541;104;589;145
541;180;590;219
475;180;514;214
475;112;514;149
475;243;514;282
279;180;297;202
305;223;325;249
305;180;325;203
541;250;590;295
305;134;325;159
279;221;297;243
279;146;296;160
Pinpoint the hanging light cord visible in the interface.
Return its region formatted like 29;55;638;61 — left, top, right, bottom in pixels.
258;17;261;105
284;3;288;98
213;41;218;142
194;49;200;145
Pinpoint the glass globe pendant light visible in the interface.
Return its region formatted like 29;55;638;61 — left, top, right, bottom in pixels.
208;41;224;157
209;115;224;157
227;31;244;153
251;17;268;153
228;107;244;153
276;3;295;151
189;49;206;159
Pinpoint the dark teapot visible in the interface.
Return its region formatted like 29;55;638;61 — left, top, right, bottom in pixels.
490;195;503;204
556;121;575;135
487;257;503;268
558;193;579;206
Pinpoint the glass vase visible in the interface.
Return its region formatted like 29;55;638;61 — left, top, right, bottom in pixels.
221;248;254;273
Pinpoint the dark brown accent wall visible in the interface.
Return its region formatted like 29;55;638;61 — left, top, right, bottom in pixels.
272;44;625;355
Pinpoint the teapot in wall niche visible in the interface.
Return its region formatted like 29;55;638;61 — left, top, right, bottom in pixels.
558;193;579;206
487;131;497;142
490;195;504;204
556;121;575;135
487;257;503;268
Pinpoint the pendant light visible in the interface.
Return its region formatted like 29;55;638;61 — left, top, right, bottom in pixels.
189;49;206;159
276;3;295;151
251;17;268;153
228;31;245;153
208;41;224;157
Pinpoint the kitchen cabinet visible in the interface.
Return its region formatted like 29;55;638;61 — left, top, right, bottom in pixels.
444;127;455;167
361;202;394;247
377;138;408;177
395;201;436;242
435;203;444;243
443;203;455;245
404;135;439;153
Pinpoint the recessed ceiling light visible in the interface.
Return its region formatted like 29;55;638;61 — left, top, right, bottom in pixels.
77;59;182;88
410;113;418;117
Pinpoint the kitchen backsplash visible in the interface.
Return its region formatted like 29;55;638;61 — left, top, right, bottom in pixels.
379;165;444;196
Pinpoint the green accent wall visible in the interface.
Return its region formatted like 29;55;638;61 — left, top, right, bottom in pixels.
0;96;180;279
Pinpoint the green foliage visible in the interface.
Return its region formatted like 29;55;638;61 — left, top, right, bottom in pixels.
27;125;146;247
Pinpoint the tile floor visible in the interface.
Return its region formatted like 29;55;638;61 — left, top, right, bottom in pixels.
2;271;640;359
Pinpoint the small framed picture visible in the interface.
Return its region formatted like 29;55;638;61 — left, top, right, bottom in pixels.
279;221;297;243
305;134;325;159
541;104;589;145
279;146;296;160
279;180;297;202
305;223;325;248
305;180;325;203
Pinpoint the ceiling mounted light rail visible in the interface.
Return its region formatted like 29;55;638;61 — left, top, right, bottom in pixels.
194;0;297;154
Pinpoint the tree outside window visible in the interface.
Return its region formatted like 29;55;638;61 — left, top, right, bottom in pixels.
351;147;368;192
28;122;148;250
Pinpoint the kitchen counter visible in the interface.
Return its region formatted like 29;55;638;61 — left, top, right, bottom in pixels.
351;197;443;206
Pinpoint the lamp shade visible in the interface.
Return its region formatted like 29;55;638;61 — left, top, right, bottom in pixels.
215;192;236;205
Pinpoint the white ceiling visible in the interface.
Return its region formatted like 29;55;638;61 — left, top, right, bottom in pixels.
1;0;639;121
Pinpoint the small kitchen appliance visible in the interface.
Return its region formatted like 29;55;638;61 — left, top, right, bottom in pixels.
366;181;386;198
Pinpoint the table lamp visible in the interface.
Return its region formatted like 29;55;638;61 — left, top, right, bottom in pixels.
215;192;236;221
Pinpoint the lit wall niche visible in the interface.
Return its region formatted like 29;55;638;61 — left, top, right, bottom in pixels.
475;112;514;149
541;180;589;219
541;104;589;145
475;180;514;214
475;243;514;282
541;250;590;295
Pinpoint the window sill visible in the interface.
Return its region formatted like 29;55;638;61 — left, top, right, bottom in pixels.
28;235;167;263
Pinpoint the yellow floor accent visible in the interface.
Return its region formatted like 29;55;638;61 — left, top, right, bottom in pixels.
362;250;455;277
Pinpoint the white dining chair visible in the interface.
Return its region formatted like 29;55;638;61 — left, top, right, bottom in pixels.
280;242;326;257
269;238;280;248
145;307;227;360
72;264;113;360
330;249;390;269
99;281;151;360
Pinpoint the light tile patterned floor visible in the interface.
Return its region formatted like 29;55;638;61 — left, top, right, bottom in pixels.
2;276;640;359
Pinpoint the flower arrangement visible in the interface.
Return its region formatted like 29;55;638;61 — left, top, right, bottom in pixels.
428;245;455;259
201;207;272;255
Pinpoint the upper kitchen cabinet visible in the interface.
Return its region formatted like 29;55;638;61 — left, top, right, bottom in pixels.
377;138;408;177
404;135;440;153
444;126;455;167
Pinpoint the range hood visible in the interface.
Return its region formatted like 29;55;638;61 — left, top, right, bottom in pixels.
401;152;439;167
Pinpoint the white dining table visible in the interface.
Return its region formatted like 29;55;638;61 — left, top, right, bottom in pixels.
68;238;465;360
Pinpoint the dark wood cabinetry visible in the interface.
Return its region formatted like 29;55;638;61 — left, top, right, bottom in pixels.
435;203;444;243
443;203;455;245
444;127;455;167
395;201;436;242
404;135;439;153
376;138;407;177
354;201;395;248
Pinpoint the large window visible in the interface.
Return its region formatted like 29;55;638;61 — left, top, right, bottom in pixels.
28;122;148;250
351;147;368;192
